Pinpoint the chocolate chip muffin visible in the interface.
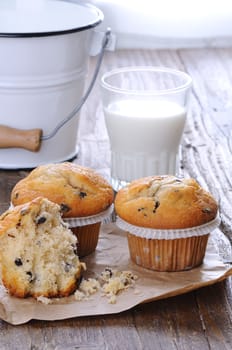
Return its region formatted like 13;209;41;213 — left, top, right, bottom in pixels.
11;163;114;257
0;197;84;298
11;162;114;218
115;175;219;271
115;175;217;229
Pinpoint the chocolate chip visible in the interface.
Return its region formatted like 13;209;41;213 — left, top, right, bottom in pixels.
26;271;35;283
79;191;87;198
122;277;130;286
64;262;72;273
14;258;23;266
16;220;21;228
36;216;46;225
138;207;145;212
71;244;78;256
153;201;160;213
60;203;71;213
104;267;113;278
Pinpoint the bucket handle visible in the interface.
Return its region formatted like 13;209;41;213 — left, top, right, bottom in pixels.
42;27;112;141
0;28;112;152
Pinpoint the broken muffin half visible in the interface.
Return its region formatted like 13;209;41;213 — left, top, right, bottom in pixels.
0;197;84;298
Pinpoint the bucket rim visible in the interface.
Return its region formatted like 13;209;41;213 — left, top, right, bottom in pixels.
0;0;103;38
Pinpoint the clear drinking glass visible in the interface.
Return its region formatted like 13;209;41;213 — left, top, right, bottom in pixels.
101;66;192;191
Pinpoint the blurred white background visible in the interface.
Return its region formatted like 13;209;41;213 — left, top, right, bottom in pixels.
70;0;232;49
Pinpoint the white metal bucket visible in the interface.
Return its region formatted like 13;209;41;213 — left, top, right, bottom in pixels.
0;0;105;169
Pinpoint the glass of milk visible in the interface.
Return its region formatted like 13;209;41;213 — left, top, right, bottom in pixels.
101;66;192;191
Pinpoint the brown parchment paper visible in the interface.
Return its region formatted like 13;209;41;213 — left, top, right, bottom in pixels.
0;223;232;325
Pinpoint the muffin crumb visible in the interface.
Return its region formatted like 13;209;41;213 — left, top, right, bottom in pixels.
100;268;138;303
74;268;138;304
36;296;53;305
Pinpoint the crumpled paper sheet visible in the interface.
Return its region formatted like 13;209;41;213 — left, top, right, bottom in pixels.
0;224;232;325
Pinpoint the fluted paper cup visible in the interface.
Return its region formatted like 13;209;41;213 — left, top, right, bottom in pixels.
116;214;221;272
63;205;114;257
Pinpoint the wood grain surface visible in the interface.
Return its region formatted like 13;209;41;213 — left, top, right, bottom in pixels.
0;48;232;350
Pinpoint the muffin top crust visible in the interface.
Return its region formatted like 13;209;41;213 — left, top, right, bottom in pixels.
11;162;114;218
115;175;218;229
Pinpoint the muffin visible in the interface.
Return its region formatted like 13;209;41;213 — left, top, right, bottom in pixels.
115;175;219;272
11;162;114;257
0;197;84;298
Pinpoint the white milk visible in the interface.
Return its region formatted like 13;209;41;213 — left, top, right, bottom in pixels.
104;99;187;188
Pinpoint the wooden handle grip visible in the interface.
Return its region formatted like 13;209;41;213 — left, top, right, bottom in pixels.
0;125;42;152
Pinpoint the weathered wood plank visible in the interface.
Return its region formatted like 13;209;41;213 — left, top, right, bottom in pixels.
133;293;210;350
196;282;232;350
177;49;232;241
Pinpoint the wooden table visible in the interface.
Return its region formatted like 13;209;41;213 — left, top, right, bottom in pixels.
0;48;232;349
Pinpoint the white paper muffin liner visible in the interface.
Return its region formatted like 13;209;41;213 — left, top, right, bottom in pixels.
63;204;114;228
116;213;221;240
